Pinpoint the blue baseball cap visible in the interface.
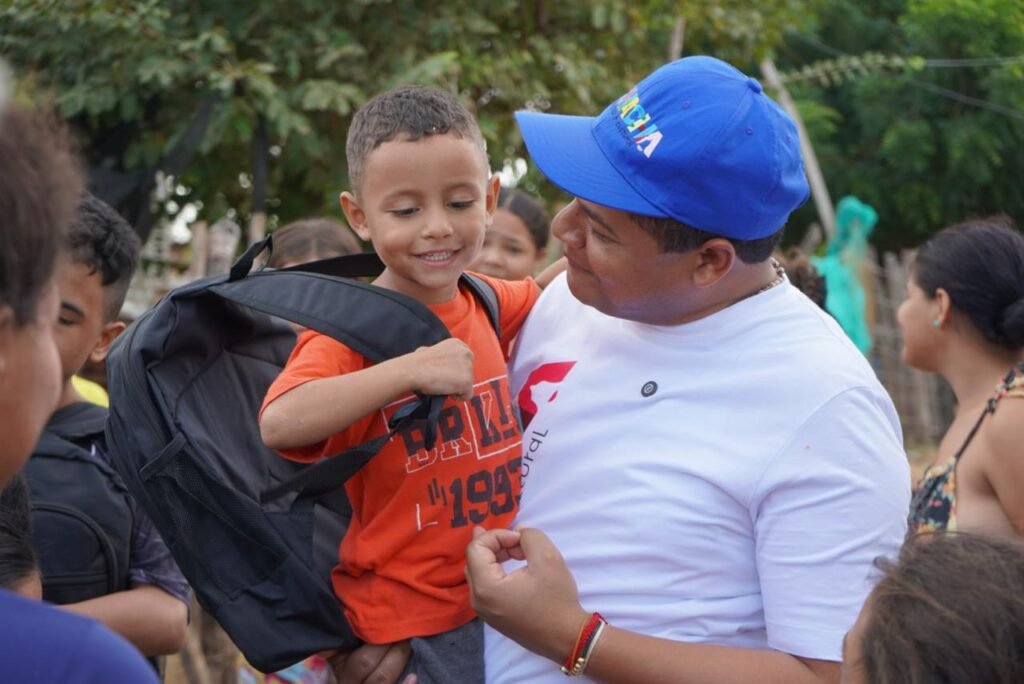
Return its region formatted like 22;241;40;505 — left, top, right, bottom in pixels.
515;56;810;240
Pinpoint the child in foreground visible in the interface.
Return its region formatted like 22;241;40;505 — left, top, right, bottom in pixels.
260;86;560;683
841;533;1024;684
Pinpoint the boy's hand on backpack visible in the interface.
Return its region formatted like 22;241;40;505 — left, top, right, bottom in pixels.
407;339;475;400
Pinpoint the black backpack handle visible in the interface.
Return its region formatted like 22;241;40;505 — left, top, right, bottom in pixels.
229;235;273;281
230;235;387;283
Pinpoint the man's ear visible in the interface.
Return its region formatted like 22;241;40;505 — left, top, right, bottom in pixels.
693;238;736;288
340;191;371;242
484;175;501;224
89;320;127;364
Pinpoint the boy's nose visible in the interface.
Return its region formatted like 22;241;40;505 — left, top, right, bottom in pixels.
421;211;454;239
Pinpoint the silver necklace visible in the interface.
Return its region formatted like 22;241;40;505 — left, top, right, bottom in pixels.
752;258;786;297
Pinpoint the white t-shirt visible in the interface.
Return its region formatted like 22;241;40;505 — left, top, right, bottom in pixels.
484;274;910;684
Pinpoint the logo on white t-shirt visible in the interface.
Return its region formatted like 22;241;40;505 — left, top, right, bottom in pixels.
516;361;576;428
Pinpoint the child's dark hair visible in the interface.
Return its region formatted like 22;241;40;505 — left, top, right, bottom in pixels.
498;188;550;251
267;218;362;269
781;247;827;310
0;106;82;326
913;216;1024;350
0;474;38;592
861;533;1024;684
67;193;141;322
346;85;487;194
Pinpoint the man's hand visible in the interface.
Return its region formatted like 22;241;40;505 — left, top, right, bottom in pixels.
465;526;588;663
328;640;416;684
405;339;475;400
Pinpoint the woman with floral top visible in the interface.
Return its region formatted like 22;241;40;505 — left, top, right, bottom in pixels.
902;217;1024;536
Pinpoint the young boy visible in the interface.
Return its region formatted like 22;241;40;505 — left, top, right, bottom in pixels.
260;86;550;682
23;193;190;660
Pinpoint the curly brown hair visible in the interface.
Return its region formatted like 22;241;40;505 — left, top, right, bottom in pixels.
861;533;1024;684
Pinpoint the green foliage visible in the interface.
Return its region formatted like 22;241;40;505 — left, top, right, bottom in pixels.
1;0;817;237
779;0;1024;250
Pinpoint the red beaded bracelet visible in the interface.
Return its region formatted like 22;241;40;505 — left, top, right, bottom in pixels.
561;612;607;676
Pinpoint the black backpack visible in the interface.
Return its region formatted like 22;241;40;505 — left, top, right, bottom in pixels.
104;239;499;673
24;402;135;605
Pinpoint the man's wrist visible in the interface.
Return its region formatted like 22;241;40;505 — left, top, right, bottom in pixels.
561;612;608;676
549;606;591;665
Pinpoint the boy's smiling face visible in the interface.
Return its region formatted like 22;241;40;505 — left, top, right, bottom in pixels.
341;133;499;304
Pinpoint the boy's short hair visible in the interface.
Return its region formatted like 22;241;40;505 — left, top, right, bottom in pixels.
0;106;82;326
346;86;487;194
67;193;141;322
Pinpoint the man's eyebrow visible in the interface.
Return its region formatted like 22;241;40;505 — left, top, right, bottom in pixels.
577;200;620;237
60;301;84;317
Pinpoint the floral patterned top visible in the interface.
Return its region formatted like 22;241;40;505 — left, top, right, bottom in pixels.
909;363;1024;533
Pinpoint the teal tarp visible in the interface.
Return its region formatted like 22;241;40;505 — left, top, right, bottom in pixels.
811;196;878;355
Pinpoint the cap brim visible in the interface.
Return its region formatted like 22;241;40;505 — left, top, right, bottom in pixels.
515;110;664;217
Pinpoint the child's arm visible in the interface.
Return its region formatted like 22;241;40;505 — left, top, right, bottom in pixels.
64;585;189;656
535;257;567;290
261;338;474;451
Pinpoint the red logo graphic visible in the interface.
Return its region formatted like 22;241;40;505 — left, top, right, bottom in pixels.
517;361;576;428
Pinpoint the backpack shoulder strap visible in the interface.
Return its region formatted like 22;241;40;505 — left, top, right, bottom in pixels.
460;273;501;336
46;402;108;443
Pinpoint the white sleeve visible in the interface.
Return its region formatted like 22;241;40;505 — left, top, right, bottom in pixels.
750;386;910;661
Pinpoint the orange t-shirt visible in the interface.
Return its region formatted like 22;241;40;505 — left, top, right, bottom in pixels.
261;274;539;643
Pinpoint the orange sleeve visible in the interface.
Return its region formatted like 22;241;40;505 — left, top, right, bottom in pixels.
260;329;369;463
472;273;540;358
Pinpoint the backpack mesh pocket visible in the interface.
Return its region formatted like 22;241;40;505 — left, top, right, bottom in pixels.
141;433;286;602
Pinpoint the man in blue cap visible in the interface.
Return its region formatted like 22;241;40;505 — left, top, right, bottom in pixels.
465;57;910;683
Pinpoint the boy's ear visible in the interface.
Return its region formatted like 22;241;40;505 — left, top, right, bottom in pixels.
340;191;371;242
89;320;127;364
484;175;501;224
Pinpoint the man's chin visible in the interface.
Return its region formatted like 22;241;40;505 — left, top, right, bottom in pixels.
564;269;602;310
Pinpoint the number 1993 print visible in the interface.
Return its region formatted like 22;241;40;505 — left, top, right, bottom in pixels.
424;457;522;528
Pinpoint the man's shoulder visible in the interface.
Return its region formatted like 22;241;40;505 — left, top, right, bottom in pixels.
0;591;157;682
762;290;881;386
